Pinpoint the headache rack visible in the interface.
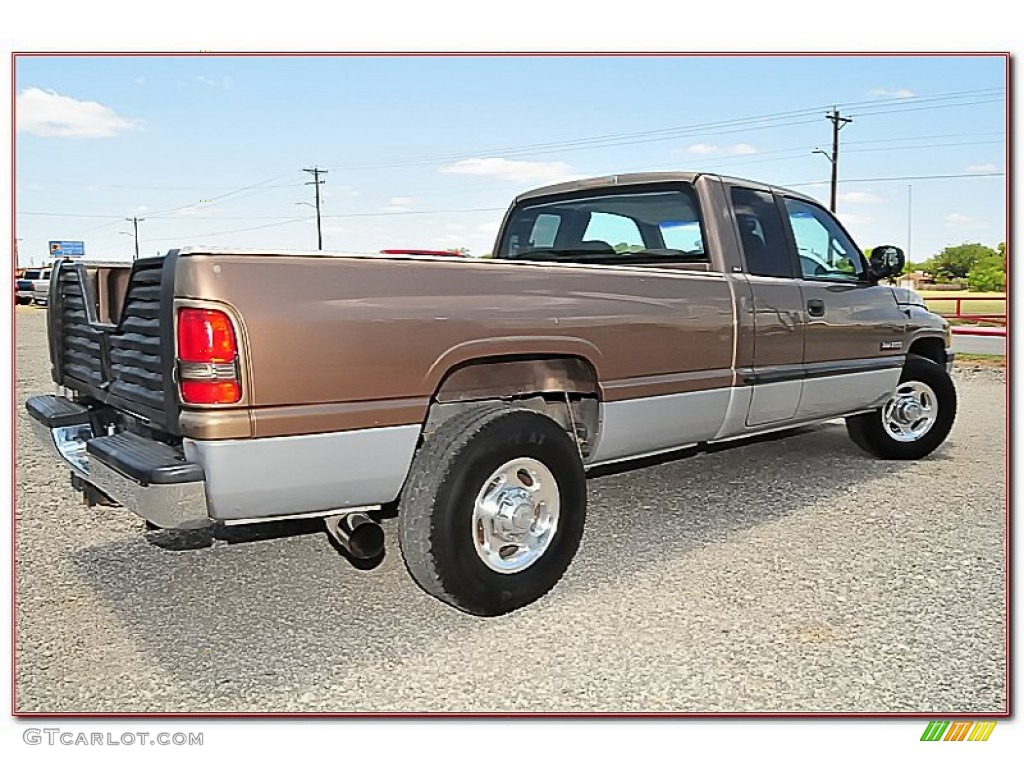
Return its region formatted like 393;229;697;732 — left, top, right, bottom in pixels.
48;253;182;436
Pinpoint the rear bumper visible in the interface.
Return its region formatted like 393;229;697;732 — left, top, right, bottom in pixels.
26;393;422;529
27;395;211;529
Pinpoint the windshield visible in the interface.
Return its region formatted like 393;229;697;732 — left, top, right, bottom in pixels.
497;187;708;265
24;270;40;280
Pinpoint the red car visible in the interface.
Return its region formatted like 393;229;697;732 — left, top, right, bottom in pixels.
379;249;467;257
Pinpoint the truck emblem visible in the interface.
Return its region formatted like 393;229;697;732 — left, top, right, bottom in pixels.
880;340;903;350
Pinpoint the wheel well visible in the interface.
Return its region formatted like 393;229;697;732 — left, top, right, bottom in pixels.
908;336;945;366
426;356;601;458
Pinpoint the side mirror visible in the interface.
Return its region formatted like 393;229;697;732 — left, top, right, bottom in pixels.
868;245;906;282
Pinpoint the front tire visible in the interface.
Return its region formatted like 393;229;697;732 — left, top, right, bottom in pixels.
398;405;586;616
846;354;956;460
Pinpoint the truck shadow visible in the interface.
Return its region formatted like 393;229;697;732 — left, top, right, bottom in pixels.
66;421;930;708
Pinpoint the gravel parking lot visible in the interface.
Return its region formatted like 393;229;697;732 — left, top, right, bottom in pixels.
14;305;1007;713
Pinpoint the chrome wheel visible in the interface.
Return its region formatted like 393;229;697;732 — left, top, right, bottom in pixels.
471;457;560;573
882;380;938;442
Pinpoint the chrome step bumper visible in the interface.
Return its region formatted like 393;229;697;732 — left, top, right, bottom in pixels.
26;394;211;529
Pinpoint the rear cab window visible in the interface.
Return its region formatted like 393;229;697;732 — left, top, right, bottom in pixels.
497;185;709;267
730;187;793;279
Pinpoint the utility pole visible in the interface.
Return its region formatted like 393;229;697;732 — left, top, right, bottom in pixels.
302;167;328;250
906;185;913;260
125;217;145;260
826;108;852;212
813;108;853;213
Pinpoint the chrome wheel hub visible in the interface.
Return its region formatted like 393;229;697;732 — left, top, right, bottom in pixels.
472;457;560;573
882;380;938;442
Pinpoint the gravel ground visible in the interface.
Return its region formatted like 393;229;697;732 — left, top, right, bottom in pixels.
14;305;1007;713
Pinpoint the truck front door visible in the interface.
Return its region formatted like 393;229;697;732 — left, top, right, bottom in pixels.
779;196;906;420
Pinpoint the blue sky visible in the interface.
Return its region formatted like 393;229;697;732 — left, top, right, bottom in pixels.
14;55;1006;265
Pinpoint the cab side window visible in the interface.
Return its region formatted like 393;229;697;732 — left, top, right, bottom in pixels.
730;187;793;278
783;198;866;282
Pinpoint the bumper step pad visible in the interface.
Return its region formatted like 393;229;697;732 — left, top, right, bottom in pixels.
86;432;204;485
26;394;89;428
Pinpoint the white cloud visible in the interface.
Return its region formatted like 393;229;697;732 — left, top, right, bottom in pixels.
839;212;873;227
686;143;719;155
321;185;359;200
382;196;416;212
683;142;757;155
838;191;884;204
196;75;233;90
867;87;916;99
440;157;576;183
729;143;758;155
944;212;990;230
132;76;145;86
177;204;222;217
966;163;998;173
16;87;143;138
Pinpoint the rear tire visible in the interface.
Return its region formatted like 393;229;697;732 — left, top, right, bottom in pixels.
846;354;956;460
398;405;586;616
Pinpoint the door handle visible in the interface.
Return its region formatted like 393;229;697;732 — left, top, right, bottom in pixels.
807;299;825;317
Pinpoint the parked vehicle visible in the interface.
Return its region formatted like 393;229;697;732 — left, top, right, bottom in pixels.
16;268;50;305
379;248;467;257
15;275;35;305
26;172;955;615
31;268;51;305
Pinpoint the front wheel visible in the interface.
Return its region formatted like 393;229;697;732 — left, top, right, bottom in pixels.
398;405;586;616
846;354;957;460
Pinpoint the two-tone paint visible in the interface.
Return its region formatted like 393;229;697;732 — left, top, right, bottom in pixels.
31;172;950;527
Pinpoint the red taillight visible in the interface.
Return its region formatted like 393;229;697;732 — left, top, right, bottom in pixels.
176;308;241;404
178;308;237;363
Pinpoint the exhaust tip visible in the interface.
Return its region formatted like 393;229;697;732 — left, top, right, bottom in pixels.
325;512;385;560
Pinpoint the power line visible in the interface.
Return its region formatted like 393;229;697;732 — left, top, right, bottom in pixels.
783;171;1005;187
145;217;312;243
18;155;1006;224
320;88;1003;170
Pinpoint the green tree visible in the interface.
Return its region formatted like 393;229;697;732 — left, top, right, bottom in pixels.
967;252;1006;292
924;242;997;282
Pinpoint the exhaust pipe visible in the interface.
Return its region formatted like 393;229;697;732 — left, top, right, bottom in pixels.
325;512;385;560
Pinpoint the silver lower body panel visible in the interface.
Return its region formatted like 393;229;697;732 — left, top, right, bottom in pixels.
183;425;421;521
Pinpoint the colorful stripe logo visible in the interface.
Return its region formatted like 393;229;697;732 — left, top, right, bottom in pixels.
920;721;997;741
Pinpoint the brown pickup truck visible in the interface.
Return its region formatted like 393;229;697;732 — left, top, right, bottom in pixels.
26;171;955;615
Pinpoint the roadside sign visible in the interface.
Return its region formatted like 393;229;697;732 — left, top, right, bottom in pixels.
49;240;85;257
